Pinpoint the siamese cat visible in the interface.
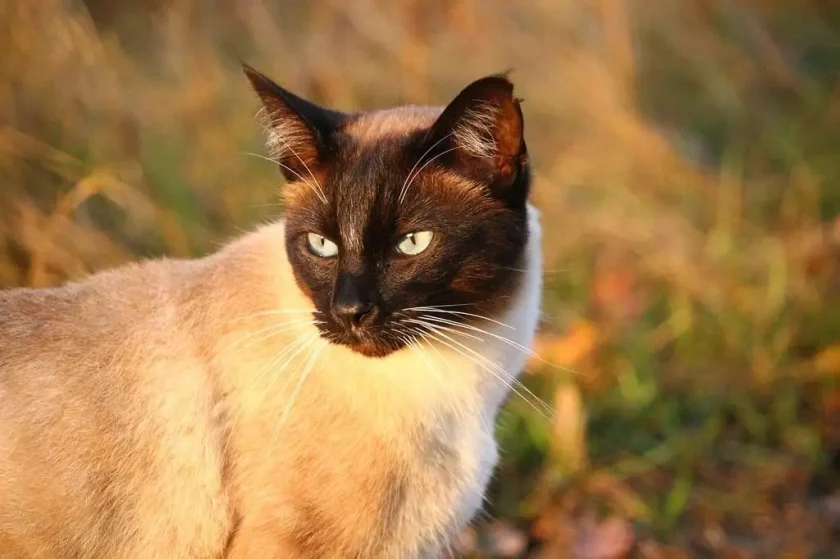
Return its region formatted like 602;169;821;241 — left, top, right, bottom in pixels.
0;64;542;558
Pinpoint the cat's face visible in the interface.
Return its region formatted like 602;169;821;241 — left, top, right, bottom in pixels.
244;65;532;357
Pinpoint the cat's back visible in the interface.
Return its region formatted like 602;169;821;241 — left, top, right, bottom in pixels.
2;259;175;334
0;264;176;401
0;259;233;559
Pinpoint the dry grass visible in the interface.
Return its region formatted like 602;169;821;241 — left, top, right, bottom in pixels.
2;0;839;556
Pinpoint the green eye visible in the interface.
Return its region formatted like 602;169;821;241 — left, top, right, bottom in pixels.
306;233;339;258
396;231;434;256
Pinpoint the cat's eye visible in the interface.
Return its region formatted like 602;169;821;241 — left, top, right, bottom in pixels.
396;231;434;256
306;233;339;258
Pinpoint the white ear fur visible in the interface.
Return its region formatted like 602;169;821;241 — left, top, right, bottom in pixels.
255;106;314;163
451;101;501;160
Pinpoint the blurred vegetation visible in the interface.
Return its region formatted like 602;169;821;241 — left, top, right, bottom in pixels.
2;0;840;557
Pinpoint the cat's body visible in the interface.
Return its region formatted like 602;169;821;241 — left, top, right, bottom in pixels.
0;68;541;558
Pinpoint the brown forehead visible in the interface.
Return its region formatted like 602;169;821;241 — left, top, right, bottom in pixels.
342;106;442;142
282;167;488;211
411;169;491;207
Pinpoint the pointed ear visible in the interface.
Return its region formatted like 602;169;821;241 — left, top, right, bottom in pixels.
423;73;527;192
242;63;345;183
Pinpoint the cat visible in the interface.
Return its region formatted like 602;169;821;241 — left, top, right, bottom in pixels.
0;64;542;559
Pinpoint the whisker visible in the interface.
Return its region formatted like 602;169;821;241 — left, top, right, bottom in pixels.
497;265;571;276
223;331;316;456
416;315;580;377
411;319;484;343
271;138;329;204
420;327;553;421
408;338;442;386
228;333;317;434
399;145;461;204
230;310;320;326
407;320;554;420
410;318;557;415
268;338;327;449
422;315;513;346
214;318;320;361
402;327;471;425
406;302;477;310
403;307;514;330
398;132;453;205
406;309;582;376
243;151;325;203
402;330;441;380
251;332;319;392
244;335;316;462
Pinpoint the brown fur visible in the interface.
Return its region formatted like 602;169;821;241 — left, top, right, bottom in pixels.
342;106;440;140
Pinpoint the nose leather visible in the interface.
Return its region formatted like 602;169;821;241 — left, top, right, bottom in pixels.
331;273;378;329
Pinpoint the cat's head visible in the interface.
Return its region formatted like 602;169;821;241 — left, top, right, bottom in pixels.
244;64;532;358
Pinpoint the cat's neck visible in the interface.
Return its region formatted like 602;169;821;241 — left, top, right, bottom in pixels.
194;204;542;429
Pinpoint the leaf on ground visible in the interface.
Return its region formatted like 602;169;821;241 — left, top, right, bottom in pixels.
814;343;840;375
530;320;599;371
591;264;647;324
571;517;635;559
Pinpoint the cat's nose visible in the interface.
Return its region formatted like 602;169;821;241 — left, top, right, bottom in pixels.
332;301;378;330
332;272;379;331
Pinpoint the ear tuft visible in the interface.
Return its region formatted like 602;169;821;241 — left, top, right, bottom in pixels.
253;105;314;165
423;73;526;192
452;100;503;159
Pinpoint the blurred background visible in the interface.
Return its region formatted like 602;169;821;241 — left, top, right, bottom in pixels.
2;0;840;556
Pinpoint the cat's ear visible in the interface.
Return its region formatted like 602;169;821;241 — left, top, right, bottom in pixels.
423;73;527;192
242;63;345;182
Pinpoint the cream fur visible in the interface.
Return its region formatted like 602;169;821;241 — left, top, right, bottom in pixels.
0;205;542;558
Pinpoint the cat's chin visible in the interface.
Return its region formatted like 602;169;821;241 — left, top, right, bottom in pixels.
326;336;402;358
346;342;397;358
